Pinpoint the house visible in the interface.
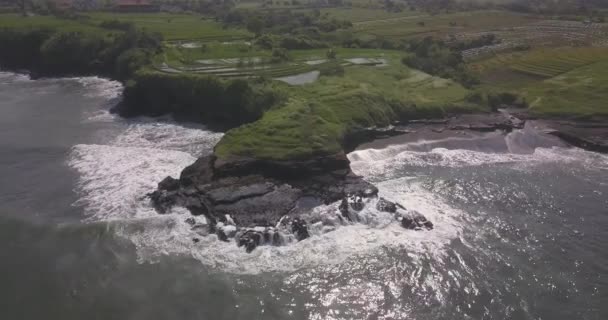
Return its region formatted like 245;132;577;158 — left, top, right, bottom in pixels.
114;0;159;12
52;0;75;11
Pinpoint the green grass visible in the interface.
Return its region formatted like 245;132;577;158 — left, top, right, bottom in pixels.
472;48;608;79
159;45;403;78
0;12;251;41
86;12;251;41
215;56;478;160
320;7;419;23
354;10;539;39
523;60;608;117
472;47;608;117
0;14;107;34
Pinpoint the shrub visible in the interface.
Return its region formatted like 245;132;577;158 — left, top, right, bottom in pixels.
270;47;290;63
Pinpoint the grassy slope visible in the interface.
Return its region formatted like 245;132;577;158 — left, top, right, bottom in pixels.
524;61;608;117
0;14;106;33
0;13;250;41
87;13;252;41
354;10;539;39
471;47;608;117
320;7;420;23
215;56;477;160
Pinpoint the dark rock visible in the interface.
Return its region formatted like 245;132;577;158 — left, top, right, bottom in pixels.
376;197;397;213
401;211;433;230
185;217;196;226
237;230;263;253
217;229;229;242
158;176;180;191
193;238;200;243
339;197;350;220
291;217;310;241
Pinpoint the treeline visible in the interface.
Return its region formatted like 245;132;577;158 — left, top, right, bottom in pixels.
119;71;285;127
222;8;351;35
401;37;479;88
0;26;161;80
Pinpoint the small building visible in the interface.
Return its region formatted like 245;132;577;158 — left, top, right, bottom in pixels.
114;0;159;12
52;0;75;11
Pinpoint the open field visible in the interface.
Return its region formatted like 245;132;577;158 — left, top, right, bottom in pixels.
353;10;540;39
0;13;251;41
0;14;106;34
157;43;397;79
86;13;251;41
472;47;608;117
471;47;608;78
524;60;608;117
320;7;420;23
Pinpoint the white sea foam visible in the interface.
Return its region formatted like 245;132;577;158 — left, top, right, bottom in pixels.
74;77;123;99
126;179;466;274
69;144;196;221
349;143;608;178
113;121;223;156
0;71;31;83
70;105;608;274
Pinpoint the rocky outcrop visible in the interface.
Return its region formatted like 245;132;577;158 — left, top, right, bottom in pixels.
148;152;432;252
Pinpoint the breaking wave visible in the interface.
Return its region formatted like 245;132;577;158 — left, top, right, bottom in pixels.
68;88;608;274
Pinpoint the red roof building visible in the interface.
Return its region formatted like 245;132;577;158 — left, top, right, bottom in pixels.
114;0;159;12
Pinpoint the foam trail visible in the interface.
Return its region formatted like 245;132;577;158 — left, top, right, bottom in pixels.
69;144;196;221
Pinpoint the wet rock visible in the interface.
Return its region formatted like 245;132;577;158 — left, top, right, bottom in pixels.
401;211;433;230
237;230;263;253
158;176;180;191
376;197;397;213
291;217;310;241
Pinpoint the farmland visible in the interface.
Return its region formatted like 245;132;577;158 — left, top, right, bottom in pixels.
0;12;251;41
1;5;607;119
471;47;608;117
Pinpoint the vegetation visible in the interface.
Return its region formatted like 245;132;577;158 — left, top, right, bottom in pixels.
2;1;607;163
215;56;478;160
401;37;479;88
121;70;285;127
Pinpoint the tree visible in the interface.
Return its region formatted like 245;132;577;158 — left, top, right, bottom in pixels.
246;17;264;36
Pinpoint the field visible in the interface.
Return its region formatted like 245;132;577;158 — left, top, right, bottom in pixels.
352;10;540;39
0;13;251;41
3;8;606;119
471;47;608;117
86;13;251;41
471;47;608;79
157;43;397;79
0;14;107;34
320;7;420;23
524;60;608;117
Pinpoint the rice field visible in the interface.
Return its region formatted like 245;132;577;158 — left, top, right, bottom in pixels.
0;13;251;41
158;44;396;79
353;10;539;39
86;13;251;41
320;7;419;23
524;60;608;117
471;47;608;78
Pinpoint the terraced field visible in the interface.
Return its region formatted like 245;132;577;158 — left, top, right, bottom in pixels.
472;47;608;117
524;60;608;117
157;44;396;81
320;7;419;23
353;10;539;39
87;13;251;41
471;47;608;78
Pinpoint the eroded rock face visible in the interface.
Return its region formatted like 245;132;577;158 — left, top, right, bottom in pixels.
148;154;432;252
